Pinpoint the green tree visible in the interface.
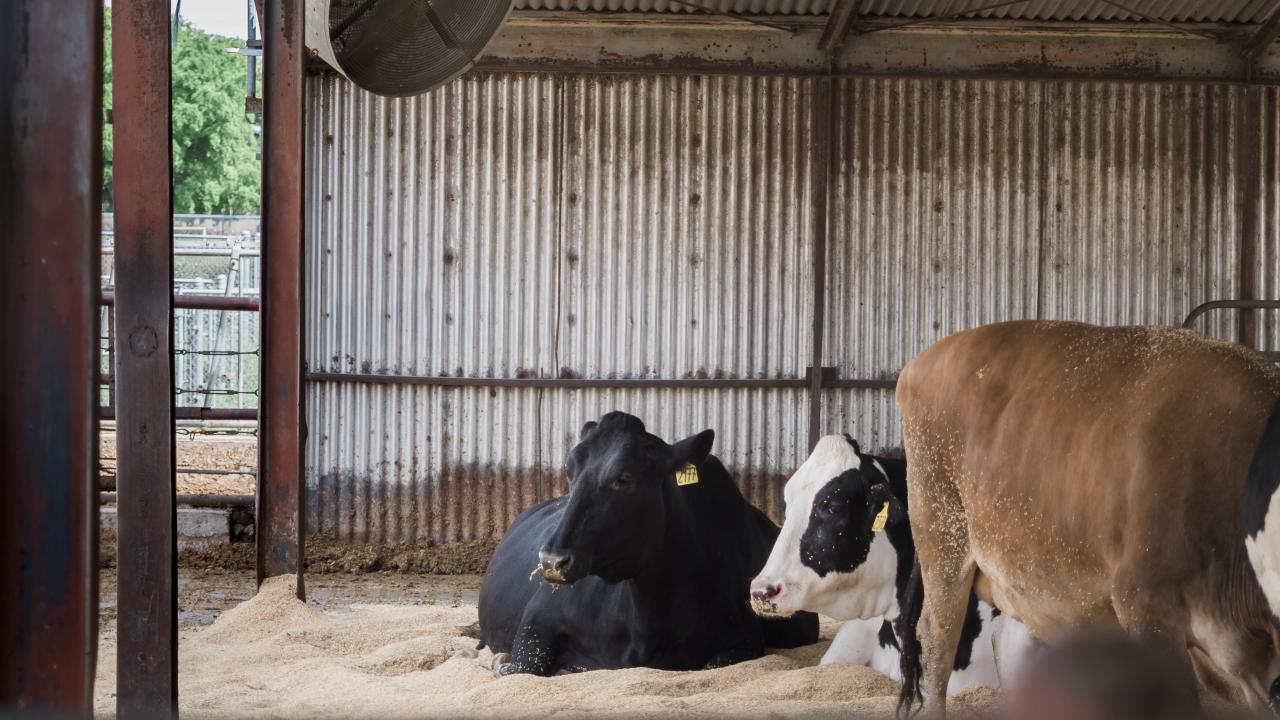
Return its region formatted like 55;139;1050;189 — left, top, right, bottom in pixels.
103;11;260;214
102;9;113;209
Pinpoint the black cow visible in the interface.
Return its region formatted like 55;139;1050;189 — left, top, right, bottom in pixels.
477;411;819;675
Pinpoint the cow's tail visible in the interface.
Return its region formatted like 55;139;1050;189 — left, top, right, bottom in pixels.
1244;398;1280;618
894;560;925;719
1245;399;1280;545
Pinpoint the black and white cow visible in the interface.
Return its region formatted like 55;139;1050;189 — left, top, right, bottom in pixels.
477;411;819;675
749;434;1034;692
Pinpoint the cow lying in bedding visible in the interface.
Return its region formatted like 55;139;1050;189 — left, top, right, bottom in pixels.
477;411;819;676
749;434;1035;693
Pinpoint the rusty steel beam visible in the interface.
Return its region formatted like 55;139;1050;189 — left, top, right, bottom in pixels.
0;0;101;712
307;371;811;390
101;289;261;312
112;0;178;713
259;0;307;598
817;0;858;59
808;77;834;452
306;371;900;391
1246;1;1280;79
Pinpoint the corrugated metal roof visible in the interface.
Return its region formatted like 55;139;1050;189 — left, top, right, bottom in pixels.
512;0;1278;23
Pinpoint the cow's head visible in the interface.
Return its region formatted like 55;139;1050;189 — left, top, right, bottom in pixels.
538;411;714;585
749;434;906;620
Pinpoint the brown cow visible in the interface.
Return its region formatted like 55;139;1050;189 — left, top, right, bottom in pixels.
894;320;1280;717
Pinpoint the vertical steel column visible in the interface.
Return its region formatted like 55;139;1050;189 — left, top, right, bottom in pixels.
807;77;833;451
112;0;177;714
0;0;101;712
258;0;307;597
1239;86;1262;349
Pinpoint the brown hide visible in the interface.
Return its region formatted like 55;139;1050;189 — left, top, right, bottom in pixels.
897;320;1280;714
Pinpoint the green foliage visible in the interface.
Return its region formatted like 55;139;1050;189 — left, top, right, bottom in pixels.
102;9;113;208
103;10;260;214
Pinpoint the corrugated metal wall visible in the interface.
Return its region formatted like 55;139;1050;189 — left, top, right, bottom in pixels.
307;71;1277;544
1259;86;1280;353
823;78;1260;450
307;72;815;542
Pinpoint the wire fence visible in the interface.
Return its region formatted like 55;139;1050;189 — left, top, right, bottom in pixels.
100;219;262;435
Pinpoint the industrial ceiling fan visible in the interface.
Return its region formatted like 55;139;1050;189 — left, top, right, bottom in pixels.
307;0;512;97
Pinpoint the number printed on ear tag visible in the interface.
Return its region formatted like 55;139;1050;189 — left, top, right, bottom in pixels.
675;463;699;486
871;501;890;532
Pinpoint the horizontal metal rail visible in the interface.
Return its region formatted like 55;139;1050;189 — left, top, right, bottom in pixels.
98;406;257;421
100;290;259;312
99;492;254;509
1181;299;1280;329
306;370;898;391
102;246;261;257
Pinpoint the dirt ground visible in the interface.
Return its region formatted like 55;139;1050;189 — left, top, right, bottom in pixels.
99;430;256;495
92;569;1000;719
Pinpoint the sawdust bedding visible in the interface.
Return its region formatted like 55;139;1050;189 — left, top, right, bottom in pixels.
94;576;1000;719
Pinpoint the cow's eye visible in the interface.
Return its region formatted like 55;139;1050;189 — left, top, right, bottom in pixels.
614;472;635;488
824;499;846;515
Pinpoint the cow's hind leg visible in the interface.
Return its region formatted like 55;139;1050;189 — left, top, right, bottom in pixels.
913;560;977;717
1186;609;1279;710
899;466;975;717
1110;572;1200;704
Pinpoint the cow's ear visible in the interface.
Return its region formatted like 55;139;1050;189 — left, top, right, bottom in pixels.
579;421;598;441
670;429;715;468
843;433;861;455
867;482;907;529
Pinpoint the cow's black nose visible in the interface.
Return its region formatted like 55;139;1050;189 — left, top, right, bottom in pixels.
751;583;781;601
538;550;573;583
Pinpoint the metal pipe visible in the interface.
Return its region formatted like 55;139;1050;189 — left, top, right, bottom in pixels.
100;290;260;312
99;406;258;421
101;247;262;257
0;0;100;709
100;492;255;509
1181;299;1280;329
259;0;307;598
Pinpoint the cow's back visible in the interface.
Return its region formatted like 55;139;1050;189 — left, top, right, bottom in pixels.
897;320;1280;637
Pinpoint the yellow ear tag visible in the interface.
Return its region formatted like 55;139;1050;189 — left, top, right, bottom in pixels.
871;501;890;532
675;463;700;487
